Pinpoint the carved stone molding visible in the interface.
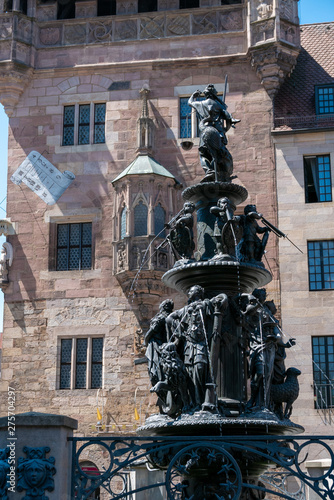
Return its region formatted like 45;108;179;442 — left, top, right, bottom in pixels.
280;20;299;46
249;44;300;97
114;19;137;41
220;9;243;31
88;21;112;43
75;0;96;19
16;17;32;43
39;26;61;46
65;24;86;45
166;15;189;37
279;0;298;23
117;1;137;15
36;4;57;22
0;15;12;39
140;15;165;39
158;0;178;10
0;40;11;60
0;63;33;116
251;18;275;45
193;12;217;35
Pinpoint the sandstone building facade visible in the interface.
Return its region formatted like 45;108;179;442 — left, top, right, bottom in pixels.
273;21;334;433
0;0;311;439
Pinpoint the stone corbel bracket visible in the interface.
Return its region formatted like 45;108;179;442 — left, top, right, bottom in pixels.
0;62;33;117
249;44;300;98
0;219;16;236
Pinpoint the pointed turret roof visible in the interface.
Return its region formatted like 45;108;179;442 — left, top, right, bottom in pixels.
111;154;177;184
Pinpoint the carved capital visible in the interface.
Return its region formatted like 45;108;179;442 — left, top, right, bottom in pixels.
249;44;300;98
0;62;33;116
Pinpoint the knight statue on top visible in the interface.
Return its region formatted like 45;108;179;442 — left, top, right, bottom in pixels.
188;83;240;182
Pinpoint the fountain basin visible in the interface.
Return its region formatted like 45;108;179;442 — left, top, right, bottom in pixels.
162;259;272;295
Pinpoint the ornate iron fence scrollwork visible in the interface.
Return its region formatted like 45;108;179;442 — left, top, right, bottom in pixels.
69;435;334;500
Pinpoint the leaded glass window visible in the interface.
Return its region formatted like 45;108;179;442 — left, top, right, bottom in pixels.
59;337;103;390
316;85;334;114
56;222;92;271
180;96;204;138
304;155;332;203
134;201;148;237
94;103;106;144
63;106;75;146
60;339;72;389
308;240;334;291
62;103;106;146
154;203;165;237
121;207;127;239
75;338;88;389
91;338;103;389
312;336;334;408
180;97;192;139
78;104;90;145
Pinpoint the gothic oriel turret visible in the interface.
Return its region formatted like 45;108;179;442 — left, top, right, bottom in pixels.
111;88;181;333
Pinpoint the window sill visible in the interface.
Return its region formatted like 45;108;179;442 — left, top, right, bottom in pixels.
56;387;103;391
54;143;107;154
40;269;101;280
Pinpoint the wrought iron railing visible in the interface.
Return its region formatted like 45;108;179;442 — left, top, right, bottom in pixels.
70;435;334;499
259;471;306;499
274;114;334;130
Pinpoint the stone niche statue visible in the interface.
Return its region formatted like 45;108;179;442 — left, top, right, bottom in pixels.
188;84;240;183
0;242;13;285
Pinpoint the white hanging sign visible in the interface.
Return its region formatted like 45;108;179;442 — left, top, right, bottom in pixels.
11;151;75;205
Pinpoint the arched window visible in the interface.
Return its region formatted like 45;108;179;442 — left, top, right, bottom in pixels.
154;203;166;237
134;200;148;236
121;206;127;239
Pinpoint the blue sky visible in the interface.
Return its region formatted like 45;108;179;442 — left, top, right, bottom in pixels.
0;0;334;329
